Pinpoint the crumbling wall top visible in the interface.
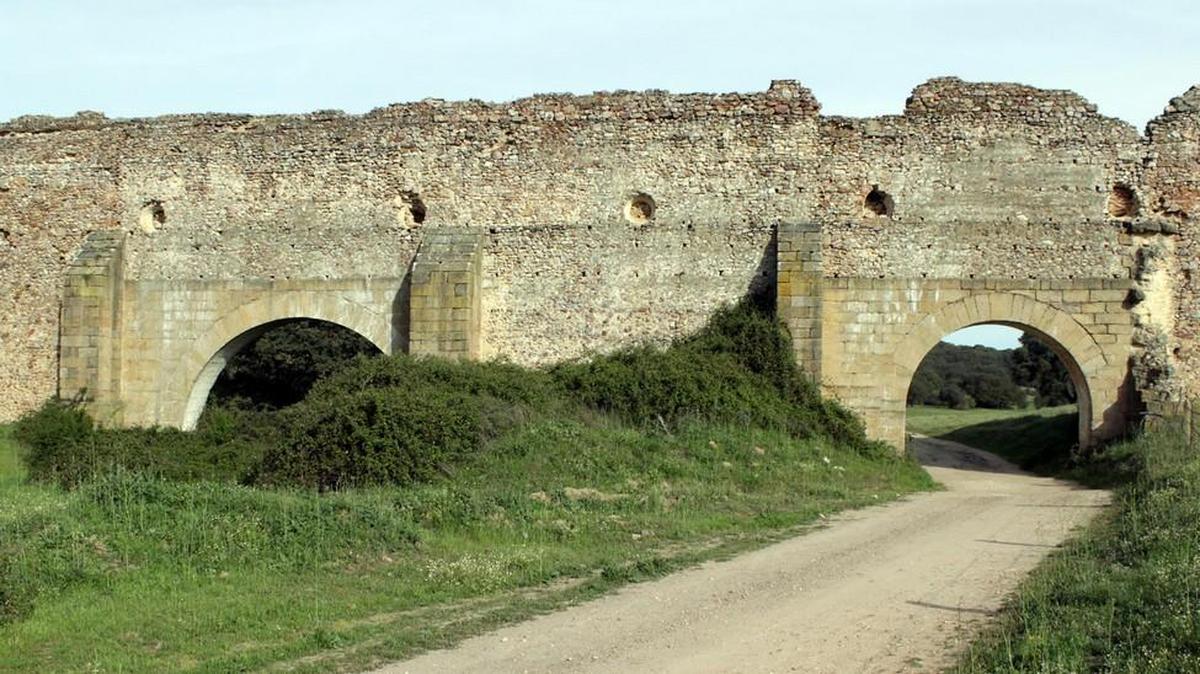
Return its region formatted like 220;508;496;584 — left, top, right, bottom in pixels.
1147;84;1200;138
0;82;825;136
1165;85;1200;115
904;76;1099;119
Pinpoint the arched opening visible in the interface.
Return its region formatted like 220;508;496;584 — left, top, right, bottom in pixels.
905;323;1084;470
182;318;383;430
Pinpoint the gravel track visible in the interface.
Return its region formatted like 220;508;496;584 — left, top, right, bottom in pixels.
378;436;1109;673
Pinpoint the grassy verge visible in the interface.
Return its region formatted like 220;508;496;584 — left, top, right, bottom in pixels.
0;419;932;672
954;428;1200;673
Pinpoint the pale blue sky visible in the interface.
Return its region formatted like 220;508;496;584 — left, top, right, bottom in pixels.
2;1;1196;127
4;0;1193;350
943;325;1021;350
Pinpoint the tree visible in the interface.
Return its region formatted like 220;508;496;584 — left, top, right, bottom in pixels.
906;342;1025;409
1009;334;1076;406
210;320;381;409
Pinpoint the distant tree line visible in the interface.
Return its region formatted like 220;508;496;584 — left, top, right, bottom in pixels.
907;334;1075;410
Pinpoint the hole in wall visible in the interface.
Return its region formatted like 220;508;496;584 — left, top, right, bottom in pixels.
398;191;427;224
863;186;894;218
624;192;656;224
138;200;166;233
0;228;10;248
1107;183;1139;218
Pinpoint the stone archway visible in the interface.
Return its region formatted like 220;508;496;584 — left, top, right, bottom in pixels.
804;276;1135;453
174;293;391;430
888;292;1113;450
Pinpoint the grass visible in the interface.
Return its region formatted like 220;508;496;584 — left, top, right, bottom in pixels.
0;417;933;672
907;404;1083;474
0;425;22;488
953;428;1200;673
910;404;1200;671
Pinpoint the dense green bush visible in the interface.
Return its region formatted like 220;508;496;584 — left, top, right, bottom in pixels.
306;352;557;410
210;319;381;409
257;386;483;490
552;301;879;454
11;400;93;484
13;401;276;488
15;298;891;490
252;356;560;489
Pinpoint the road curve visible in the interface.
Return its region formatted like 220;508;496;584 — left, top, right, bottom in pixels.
377;437;1109;674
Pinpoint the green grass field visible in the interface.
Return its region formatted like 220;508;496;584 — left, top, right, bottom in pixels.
0;418;933;672
905;404;1074;441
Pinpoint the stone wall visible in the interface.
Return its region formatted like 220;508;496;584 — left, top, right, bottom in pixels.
1143;86;1200;413
1;77;1198;428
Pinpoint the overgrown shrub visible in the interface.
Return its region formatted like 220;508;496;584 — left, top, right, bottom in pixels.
210;319;381;409
11;400;93;485
257;386;484;490
306;354;557;409
13;400;274;488
551;301;880;455
254;356;558;489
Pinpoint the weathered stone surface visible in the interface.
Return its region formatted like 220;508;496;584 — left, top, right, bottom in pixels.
1;77;1197;446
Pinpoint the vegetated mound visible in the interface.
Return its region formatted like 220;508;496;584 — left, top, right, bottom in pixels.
2;298;933;640
15;298;889;491
259;298;889;489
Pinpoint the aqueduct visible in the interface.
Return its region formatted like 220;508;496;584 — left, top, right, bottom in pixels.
2;77;1198;449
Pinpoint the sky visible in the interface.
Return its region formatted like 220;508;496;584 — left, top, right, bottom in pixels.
2;0;1196;127
943;325;1021;350
4;0;1195;350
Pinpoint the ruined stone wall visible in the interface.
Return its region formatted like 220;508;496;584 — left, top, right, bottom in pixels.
1;77;1198;423
1144;87;1200;407
0;119;124;421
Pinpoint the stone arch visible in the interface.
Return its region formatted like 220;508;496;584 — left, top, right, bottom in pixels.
175;293;391;430
892;292;1108;448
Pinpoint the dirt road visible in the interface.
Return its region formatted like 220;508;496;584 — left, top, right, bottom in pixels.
378;437;1109;673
